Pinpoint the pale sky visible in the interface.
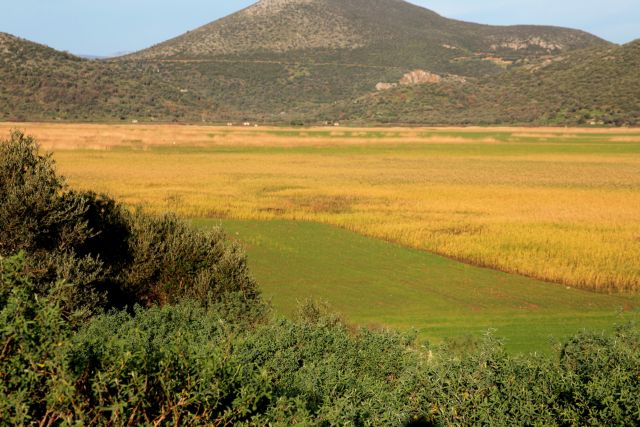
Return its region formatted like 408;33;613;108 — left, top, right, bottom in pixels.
1;1;638;56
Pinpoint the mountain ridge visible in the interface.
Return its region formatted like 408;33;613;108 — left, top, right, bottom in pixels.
0;0;636;125
124;0;608;77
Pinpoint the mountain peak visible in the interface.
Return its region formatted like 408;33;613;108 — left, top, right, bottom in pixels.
126;0;368;58
250;0;315;10
126;0;607;62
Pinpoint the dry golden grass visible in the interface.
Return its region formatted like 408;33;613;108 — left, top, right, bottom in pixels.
3;122;639;293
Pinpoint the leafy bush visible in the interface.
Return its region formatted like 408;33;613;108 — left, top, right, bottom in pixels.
416;328;640;426
0;131;86;255
2;262;639;426
123;211;257;306
0;131;258;312
1;264;420;425
0;254;77;425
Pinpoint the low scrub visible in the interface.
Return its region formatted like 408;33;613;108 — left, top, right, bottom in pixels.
1;254;639;425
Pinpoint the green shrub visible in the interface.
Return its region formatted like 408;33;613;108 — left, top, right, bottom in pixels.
0;254;78;425
416;327;640;426
0;131;88;255
123;211;258;306
2;263;639;426
557;329;640;424
0;132;259;312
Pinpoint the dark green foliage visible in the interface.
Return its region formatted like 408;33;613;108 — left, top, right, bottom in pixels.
0;254;78;425
229;303;423;425
2;262;639;425
0;131;104;312
558;330;640;424
124;211;258;305
413;327;640;426
0;263;417;425
0;132;258;312
0;131;84;254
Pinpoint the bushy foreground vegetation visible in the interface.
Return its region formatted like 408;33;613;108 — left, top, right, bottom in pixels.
1;132;639;425
2;254;639;425
0;131;257;314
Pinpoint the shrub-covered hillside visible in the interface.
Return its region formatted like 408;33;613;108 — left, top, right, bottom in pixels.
1;132;639;425
2;0;629;125
335;40;640;126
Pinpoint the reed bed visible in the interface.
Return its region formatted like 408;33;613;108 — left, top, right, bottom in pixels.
3;123;638;292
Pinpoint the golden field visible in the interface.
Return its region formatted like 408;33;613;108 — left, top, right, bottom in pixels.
3;122;639;293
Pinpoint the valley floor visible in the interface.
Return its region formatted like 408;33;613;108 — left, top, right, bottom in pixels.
204;219;638;353
3;123;639;350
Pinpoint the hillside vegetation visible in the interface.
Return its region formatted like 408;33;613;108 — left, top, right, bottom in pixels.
128;0;605;73
0;33;211;122
2;132;640;425
335;40;640;126
3;0;635;125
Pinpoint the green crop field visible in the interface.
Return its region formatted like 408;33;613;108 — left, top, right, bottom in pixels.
194;219;639;354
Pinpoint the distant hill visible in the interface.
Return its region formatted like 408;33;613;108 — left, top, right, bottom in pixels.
0;33;209;122
332;40;640;126
1;0;636;125
126;0;606;76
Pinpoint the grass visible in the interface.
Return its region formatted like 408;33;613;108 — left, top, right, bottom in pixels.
3;123;639;293
194;219;639;353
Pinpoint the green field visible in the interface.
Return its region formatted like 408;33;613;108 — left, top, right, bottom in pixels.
194;219;639;354
8;123;638;354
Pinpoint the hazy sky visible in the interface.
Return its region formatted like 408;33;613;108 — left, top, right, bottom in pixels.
1;0;638;56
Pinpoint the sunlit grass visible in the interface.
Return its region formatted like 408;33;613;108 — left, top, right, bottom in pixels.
205;219;639;353
4;123;639;292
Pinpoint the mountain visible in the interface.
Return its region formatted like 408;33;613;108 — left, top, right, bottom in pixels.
331;39;640;126
126;0;607;77
0;0;633;125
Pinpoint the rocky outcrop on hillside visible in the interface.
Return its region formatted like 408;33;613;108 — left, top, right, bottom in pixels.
490;37;564;52
399;70;442;85
377;69;450;91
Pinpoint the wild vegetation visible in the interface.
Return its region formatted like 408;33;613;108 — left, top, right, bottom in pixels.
0;130;258;313
129;0;604;66
13;123;639;293
336;40;640;126
2;132;640;425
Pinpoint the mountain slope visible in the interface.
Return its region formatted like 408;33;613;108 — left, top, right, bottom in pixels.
332;40;640;126
0;33;213;122
0;1;634;125
126;0;607;78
